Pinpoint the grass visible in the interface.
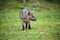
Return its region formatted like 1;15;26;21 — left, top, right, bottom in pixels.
0;1;60;40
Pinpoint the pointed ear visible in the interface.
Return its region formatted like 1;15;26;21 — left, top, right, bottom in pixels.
26;11;29;15
28;11;30;15
31;10;34;14
26;11;30;15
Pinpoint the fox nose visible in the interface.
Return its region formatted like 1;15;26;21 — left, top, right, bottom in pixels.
34;18;37;21
33;18;37;21
30;18;37;21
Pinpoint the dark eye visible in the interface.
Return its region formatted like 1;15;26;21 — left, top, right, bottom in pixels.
32;16;34;17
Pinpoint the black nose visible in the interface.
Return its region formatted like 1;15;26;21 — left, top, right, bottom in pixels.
31;18;37;21
34;18;37;21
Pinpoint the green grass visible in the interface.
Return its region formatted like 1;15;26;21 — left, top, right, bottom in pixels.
0;1;60;40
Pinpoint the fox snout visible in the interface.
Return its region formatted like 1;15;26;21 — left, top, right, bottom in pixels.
30;17;37;21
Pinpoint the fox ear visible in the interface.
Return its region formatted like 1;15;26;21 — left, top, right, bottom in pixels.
26;11;30;15
31;10;34;14
28;12;30;15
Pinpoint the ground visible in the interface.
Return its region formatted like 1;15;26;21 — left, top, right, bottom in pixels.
0;1;60;40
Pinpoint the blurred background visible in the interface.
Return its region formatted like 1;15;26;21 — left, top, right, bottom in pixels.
0;0;60;40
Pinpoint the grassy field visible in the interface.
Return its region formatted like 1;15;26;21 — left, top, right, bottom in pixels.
0;1;60;40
